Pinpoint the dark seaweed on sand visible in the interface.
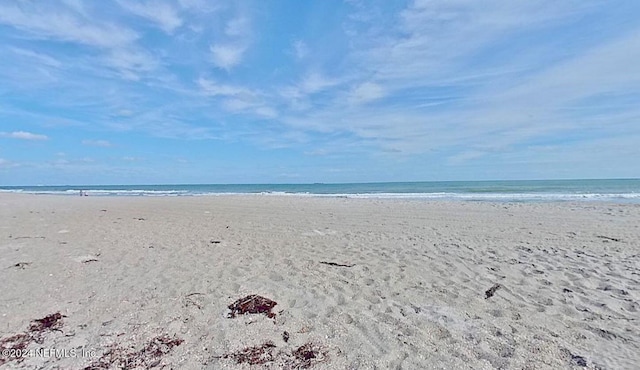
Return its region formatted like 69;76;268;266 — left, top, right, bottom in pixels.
227;295;278;319
29;312;65;335
84;334;183;369
485;283;501;299
0;312;66;365
214;342;328;369
218;341;277;365
288;342;328;369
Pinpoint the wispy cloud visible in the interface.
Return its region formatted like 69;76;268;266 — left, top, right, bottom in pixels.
0;1;165;81
0;131;49;140
209;15;252;70
117;0;183;34
225;17;249;37
10;47;62;68
103;48;159;80
210;44;246;70
300;72;342;94
0;2;137;49
292;40;309;60
347;82;385;105
0;158;18;168
197;77;252;97
82;139;113;147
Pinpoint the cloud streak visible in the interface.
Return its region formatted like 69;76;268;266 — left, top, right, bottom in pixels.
82;140;113;147
117;1;183;34
0;131;49;140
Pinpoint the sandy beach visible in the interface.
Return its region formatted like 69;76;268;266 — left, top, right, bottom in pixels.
0;194;638;369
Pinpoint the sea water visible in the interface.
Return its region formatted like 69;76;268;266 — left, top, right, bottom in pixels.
1;179;639;203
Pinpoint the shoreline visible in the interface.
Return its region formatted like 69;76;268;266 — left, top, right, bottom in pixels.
1;194;639;368
2;192;640;206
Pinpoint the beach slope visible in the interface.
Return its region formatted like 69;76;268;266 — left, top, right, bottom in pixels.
1;194;638;369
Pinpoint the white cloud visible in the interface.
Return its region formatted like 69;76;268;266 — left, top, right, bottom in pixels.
210;44;246;70
255;107;278;118
0;2;161;81
103;48;159;79
82;139;112;147
117;1;183;34
268;0;640;161
209;15;252;70
0;158;18;168
10;47;62;68
447;150;487;165
178;0;217;12
223;98;253;111
0;131;49;140
348;82;384;104
114;109;134;117
0;3;137;49
301;72;341;94
292;40;309;60
222;98;277;118
225;17;249;37
197;77;252;97
122;156;142;162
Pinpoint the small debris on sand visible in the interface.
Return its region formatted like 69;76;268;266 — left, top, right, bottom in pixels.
183;293;205;309
9;262;31;269
561;348;588;367
227;295;278;319
485;283;502;299
571;354;588;367
283;331;290;343
319;261;355;268
596;235;621;242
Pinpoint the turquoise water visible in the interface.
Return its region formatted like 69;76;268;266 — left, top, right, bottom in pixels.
1;179;640;202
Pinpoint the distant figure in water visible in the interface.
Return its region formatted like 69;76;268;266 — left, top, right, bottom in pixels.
80;190;87;196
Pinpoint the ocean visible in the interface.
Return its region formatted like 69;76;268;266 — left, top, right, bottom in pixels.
1;179;639;203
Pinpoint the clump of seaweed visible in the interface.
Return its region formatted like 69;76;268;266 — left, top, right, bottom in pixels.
227;295;278;319
218;341;277;365
485;283;502;299
0;333;31;365
287;342;329;369
84;334;184;369
29;312;65;338
213;342;328;369
0;312;66;365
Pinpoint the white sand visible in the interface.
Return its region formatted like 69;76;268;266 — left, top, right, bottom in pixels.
1;194;639;369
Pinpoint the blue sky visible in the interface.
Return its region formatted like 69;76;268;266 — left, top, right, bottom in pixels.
1;0;639;185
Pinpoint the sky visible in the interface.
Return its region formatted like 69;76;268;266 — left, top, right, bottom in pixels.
0;0;639;185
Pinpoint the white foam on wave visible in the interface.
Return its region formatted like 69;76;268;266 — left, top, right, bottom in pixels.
1;189;190;196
